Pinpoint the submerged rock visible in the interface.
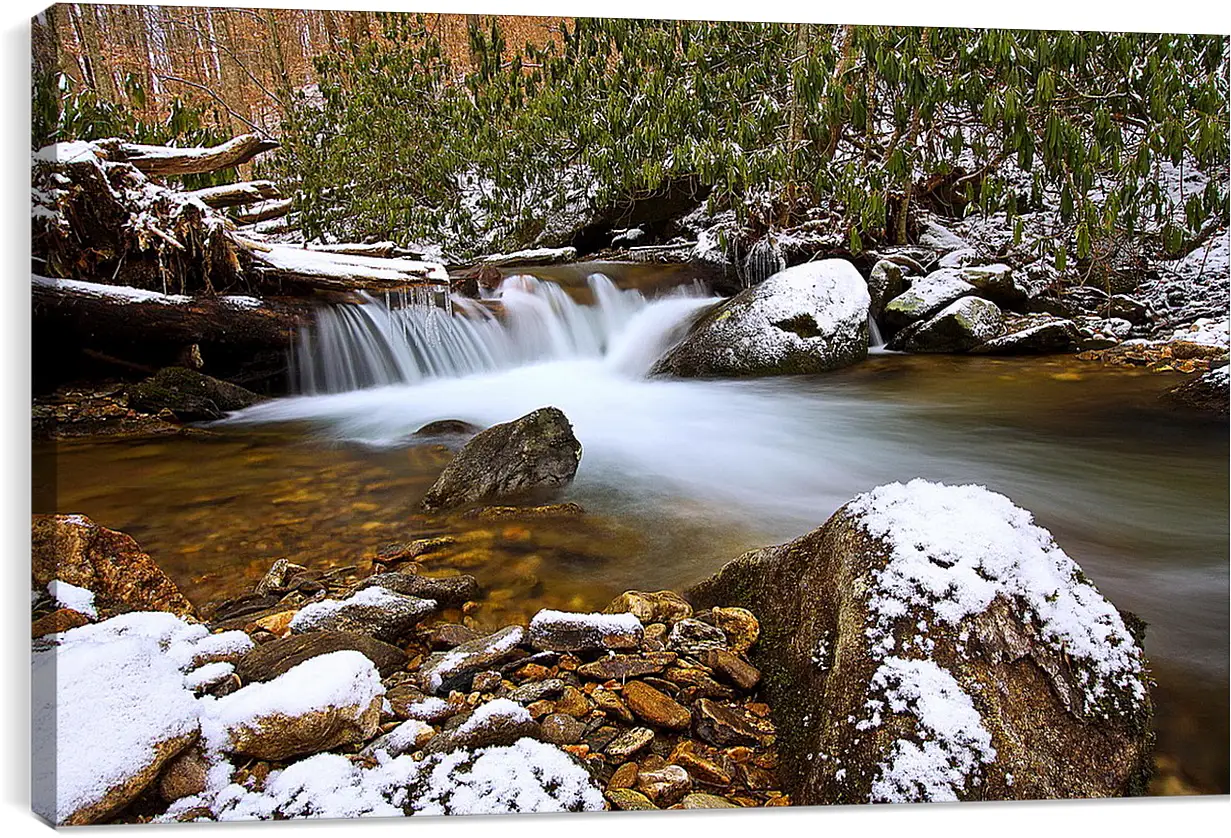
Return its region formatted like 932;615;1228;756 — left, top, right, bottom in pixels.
889;296;1006;353
688;479;1153;804
420;407;582;512
127;366;261;421
413;419;484;438
649;260;870;378
31;514;195;619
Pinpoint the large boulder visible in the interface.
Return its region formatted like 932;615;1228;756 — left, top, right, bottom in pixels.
127;366;261;421
420;407;582;512
688;479;1152;804
960;264;1029;309
882;269;976;332
866;259;905;319
972;315;1081;354
889;297;1006;353
648;260;870;378
1163;366;1229;415
31;515;195;619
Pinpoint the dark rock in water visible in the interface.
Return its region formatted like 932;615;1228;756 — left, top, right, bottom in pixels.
649;260;870;378
234;630;408;682
127;366;261;421
356;571;480;608
419;626;527;694
413;419;484;438
889;297;1005;353
31;514;195;619
288;588;437;643
461;502;586;520
375;536;457;566
972;315;1081;354
882;269;976;331
1163;366;1229;415
687;480;1153;804
420;407;582;512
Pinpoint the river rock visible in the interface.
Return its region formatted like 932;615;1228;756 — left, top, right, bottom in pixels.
540;713;587;745
356;571;479;608
637;765;692;806
889;296;1006;353
127;366;261;421
692;699;771;748
699;648;762;692
31;514;195;619
577;651;676;681
605;727;656;760
413;419;484;438
509;678;567;704
649;260;870;378
234;631;407;682
668;618;727;656
361;719;435;759
972;315;1081;354
31;608;90;638
623;680;691;730
1163;366;1229;415
700;606;760;653
687;478;1153;803
157;747;209;803
681;792;739;808
419;626;526;694
288;587;436;643
603;589;693;624
422;698;540;754
428;623;479;649
670;740;733;785
606;788;658;810
528;608;643;652
882;269;976;331
420;407;583;512
592;687;635;722
866;259;905;318
208;651;384;761
960;263;1028;309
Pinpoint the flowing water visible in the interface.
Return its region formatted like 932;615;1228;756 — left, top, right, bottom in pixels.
39;269;1228;794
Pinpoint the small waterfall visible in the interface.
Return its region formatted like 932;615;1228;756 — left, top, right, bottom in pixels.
868;313;886;348
292;274;712;394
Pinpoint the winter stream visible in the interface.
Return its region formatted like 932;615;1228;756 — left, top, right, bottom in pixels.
43;270;1229;792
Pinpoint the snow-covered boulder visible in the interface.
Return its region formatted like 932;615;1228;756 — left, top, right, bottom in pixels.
1163;365;1229;415
866;259;905;319
917;218;969;253
421;698;540;754
888;297;1006;353
200;650;384;761
971;314;1081;354
32;612;236;825
31;515;195;619
688;479;1152;804
289;587;437;643
420;407;583;512
649;260;870;378
960;263;1029;309
882;269;976;332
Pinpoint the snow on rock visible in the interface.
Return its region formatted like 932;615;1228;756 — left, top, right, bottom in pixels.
361;719;436;759
864;657;996;803
916;217;969;253
47;579;97;618
174;737;602;820
849;479;1146;713
32;611;239;825
649;259;870;378
528;608;643;651
289;586;436;643
882;269;976;331
199;650;384;760
419;625;526;695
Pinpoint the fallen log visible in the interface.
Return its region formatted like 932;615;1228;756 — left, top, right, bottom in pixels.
95;134;279;177
232;198;292;225
474;246;578;267
307;241;424;259
186;180;281;209
235;237;450;293
32;274;309;350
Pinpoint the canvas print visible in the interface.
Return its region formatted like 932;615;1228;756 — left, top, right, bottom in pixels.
30;3;1229;826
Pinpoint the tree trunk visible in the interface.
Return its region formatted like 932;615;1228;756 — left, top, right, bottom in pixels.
186;180;281;209
97;134;279;176
231;198;292;225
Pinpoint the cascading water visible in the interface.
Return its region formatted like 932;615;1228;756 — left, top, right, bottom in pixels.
291;274;715;394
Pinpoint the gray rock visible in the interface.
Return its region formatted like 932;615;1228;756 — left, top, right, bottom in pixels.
604;726;656;759
890;297;1005;353
668;618;728;656
419;626;527;695
649;260;870;378
972;315;1081;354
356;572;480;608
883;269;976;331
127;367;262;422
235;631;407;682
509;678;568;704
528;608;643;652
917;218;969;252
289;589;436;644
421;699;540;754
413;419;484;438
866;259;905;318
421;407;582;512
960;263;1028;309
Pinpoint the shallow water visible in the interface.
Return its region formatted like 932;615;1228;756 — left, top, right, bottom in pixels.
37;279;1229;794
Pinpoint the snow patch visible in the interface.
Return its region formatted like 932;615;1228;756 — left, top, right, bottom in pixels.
47;579;97;619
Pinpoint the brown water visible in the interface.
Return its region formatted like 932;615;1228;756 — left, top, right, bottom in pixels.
36;354;1228;795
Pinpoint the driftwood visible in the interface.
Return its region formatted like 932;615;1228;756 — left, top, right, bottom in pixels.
308;241;424;259
235;237;449;293
186;180;281;209
32;275;309;351
95;134;279;177
232;198;292;225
